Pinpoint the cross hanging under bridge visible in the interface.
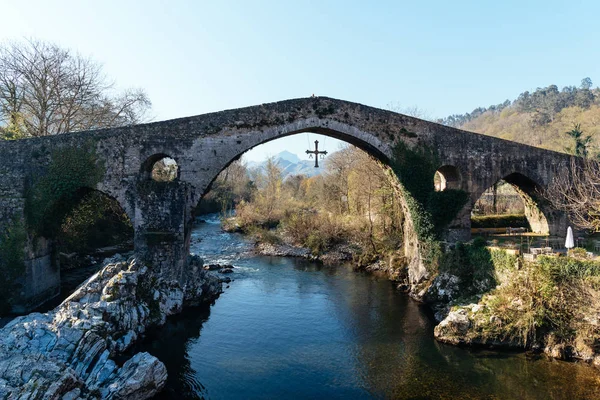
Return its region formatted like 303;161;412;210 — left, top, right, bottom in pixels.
306;140;328;168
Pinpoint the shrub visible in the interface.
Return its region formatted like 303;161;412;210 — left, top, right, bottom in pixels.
438;243;507;298
538;256;600;282
247;227;282;245
471;214;530;229
475;256;600;346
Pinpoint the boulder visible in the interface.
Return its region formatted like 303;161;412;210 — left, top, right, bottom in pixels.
0;257;222;399
434;308;472;343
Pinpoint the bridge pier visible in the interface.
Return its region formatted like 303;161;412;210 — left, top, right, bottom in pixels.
133;180;193;282
0;204;60;313
444;202;472;243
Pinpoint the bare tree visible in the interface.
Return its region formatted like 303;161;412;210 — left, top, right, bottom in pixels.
547;157;600;231
0;39;151;139
386;102;433;121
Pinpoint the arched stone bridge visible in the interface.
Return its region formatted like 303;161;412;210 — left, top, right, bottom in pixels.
0;97;571;311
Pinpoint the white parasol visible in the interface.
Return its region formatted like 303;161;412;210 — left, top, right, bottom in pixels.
565;226;575;249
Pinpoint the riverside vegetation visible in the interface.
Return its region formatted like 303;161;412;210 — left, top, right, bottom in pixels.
434;248;600;365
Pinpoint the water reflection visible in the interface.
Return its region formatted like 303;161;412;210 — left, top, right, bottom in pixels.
133;215;600;399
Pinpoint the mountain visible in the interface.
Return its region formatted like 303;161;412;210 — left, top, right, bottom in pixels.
276;150;300;164
440;78;600;155
247;151;330;179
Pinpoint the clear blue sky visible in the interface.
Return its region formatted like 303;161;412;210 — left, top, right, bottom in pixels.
2;0;599;161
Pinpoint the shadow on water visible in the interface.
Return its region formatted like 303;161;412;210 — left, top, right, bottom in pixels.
126;304;213;399
127;215;600;400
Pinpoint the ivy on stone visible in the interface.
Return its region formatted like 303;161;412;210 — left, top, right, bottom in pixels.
390;141;468;240
390;141;469;275
0;218;27;313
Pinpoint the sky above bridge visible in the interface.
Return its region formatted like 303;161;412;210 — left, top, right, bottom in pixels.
2;0;599;161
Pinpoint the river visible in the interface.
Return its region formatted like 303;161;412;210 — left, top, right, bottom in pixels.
130;214;600;399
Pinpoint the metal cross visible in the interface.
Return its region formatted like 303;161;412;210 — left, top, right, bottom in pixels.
306;140;328;168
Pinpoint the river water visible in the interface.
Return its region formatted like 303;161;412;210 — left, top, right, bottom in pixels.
134;214;600;399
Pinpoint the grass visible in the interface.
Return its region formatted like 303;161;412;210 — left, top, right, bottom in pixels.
464;255;600;350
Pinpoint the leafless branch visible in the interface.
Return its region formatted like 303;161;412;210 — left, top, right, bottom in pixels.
0;38;151;138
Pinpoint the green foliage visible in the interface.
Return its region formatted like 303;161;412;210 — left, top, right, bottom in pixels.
564;123;592;158
471;214;530;229
0;219;27;313
390;141;438;205
420;239;443;274
428;189;470;230
0;112;27;140
26;144;105;237
472;236;488;248
467;255;600;347
438;243;500;296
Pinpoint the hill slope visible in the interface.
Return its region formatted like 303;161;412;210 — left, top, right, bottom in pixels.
440;78;600;155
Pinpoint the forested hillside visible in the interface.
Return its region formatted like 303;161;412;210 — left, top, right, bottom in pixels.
439;78;600;155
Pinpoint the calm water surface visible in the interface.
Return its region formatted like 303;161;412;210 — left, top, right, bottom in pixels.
134;214;600;399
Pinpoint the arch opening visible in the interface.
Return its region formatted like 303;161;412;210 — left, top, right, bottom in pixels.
471;173;551;248
434;165;461;192
56;187;134;261
18;186;134;313
141;154;179;182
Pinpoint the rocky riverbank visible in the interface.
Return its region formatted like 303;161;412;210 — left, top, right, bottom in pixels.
0;256;222;399
429;253;600;367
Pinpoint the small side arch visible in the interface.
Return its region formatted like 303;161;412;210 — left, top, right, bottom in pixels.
434;165;462;191
141;153;179;182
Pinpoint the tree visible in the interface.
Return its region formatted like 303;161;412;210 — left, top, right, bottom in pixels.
581;77;593;90
0;39;151;139
251;157;283;222
547;158;600;232
565;123;592;158
387;102;433;121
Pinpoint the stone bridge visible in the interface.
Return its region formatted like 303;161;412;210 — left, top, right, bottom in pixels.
0;97;572;311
